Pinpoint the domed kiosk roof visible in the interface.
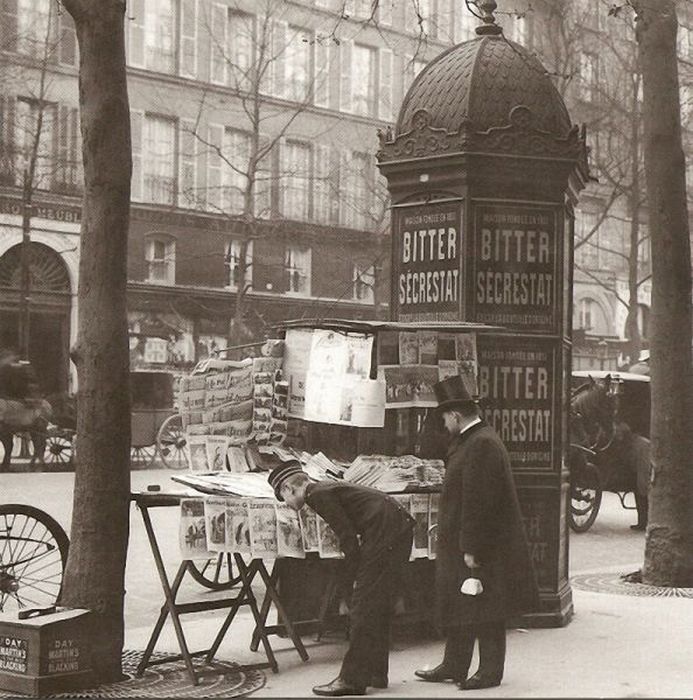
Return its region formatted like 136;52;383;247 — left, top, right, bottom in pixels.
396;34;571;138
376;18;588;171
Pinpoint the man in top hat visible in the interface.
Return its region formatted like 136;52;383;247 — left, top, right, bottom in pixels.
415;375;539;690
268;460;414;697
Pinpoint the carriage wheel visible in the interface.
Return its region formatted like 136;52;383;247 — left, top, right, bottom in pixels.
187;553;241;590
43;432;74;466
0;504;69;613
130;444;157;468
156;414;188;470
569;461;603;533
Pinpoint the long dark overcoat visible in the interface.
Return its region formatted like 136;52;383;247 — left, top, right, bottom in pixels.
435;421;539;627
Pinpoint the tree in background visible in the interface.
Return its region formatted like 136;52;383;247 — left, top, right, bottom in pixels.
58;0;132;681
632;0;693;587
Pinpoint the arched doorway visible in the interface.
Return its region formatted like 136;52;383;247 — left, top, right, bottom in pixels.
0;242;71;394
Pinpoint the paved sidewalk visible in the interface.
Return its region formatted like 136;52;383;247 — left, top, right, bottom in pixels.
125;576;693;699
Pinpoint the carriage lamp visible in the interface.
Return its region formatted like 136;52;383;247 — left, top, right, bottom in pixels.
607;376;624;397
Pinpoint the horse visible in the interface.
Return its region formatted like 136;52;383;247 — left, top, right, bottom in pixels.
569;374;650;530
0;357;52;471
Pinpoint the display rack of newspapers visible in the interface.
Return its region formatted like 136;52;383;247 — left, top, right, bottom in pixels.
178;491;440;563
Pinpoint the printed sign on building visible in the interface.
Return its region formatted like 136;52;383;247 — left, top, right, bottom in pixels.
392;200;463;321
476;335;559;471
470;203;561;333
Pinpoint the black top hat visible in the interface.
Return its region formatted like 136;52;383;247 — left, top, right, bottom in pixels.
267;459;306;501
433;375;479;410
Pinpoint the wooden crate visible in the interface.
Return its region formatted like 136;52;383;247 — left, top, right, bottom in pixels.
0;608;93;696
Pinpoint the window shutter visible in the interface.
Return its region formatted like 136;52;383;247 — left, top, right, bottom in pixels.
313;143;331;224
180;0;197;78
207;123;223;211
179;119;196;208
254;135;273;219
276;136;286;216
314;38;329;108
58;10;77;66
56;104;69;188
210;3;227;84
127;0;145;68
130;110;144;201
379;0;393;27
0;95;15;181
339;150;351;228
69;107;81;190
378;48;393;121
272;21;287;98
339;40;353;113
0;0;17;52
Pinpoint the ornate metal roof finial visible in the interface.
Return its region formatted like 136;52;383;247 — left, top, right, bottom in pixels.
475;0;503;36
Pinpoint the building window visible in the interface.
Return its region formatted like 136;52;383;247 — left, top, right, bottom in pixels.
145;237;175;284
144;115;176;205
405;0;432;35
578;52;599;102
285;245;311;296
228;11;255;91
575;297;609;335
342;151;371;230
281;140;311;221
454;2;477;42
403;56;427;96
144;337;168;364
637;304;650;340
222;128;250;216
352;44;377;116
378;0;394;26
508;14;528;45
145;0;176;73
225;239;253;291
353;263;375;303
286;27;313;102
577;298;595;331
16;0;54;57
14;98;56;190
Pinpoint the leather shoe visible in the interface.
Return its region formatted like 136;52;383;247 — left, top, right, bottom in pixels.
312;677;366;696
458;673;501;690
369;674;388;688
415;664;459;682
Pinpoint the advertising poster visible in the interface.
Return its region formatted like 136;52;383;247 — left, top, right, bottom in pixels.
317;517;343;559
249;500;278;559
179;499;210;560
398;332;420;365
304;331;376;427
299;506;320;552
187;435;209;472
205;436;229;472
470;203;560;332
418;331;438;364
225;499;251;554
283;328;314;418
379;365;439;408
476;335;558;470
276;504;306;559
204;497;227;552
393;201;463;321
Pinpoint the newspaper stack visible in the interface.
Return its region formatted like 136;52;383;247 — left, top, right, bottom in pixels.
343;454;445;492
172;471;276;498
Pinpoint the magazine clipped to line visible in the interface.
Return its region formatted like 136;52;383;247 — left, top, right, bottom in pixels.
248;500;278;560
204;497;227;552
276;504;306;559
317;516;343;559
225;498;251;555
299;506;320;553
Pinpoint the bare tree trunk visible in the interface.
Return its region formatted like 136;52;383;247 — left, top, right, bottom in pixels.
59;0;132;681
636;0;693;586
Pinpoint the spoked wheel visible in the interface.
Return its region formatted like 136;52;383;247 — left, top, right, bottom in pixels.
44;430;74;466
188;553;241;590
130;444;158;468
0;504;69;612
157;414;188;470
569;461;603;533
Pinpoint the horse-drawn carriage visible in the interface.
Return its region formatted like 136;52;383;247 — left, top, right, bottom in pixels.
568;369;651;533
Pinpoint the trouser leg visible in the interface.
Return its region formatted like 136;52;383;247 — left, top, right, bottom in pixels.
340;529;411;686
477;620;506;681
441;626;476;681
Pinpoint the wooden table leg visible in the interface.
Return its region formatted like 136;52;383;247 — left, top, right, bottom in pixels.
250;566;276;652
235;556;279;673
136;504;199;685
255;560;309;662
